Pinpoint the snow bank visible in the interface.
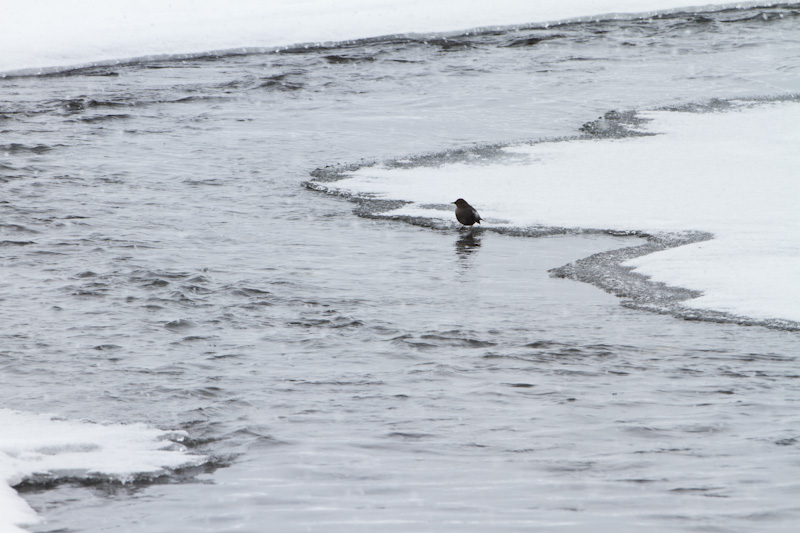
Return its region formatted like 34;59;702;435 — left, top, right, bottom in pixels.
0;0;776;75
329;101;800;324
0;409;204;533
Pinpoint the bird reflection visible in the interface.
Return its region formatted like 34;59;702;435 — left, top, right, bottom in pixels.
455;230;482;263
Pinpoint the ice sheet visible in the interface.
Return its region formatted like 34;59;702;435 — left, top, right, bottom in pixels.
0;409;203;533
331;102;800;323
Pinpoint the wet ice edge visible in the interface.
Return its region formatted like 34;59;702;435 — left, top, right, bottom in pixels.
304;97;800;332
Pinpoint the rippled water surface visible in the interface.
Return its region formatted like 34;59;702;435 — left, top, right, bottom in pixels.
3;5;800;532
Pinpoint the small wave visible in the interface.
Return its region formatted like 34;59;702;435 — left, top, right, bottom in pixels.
392;331;497;350
323;54;377;64
504;34;565;47
257;78;304;91
75;113;133;123
0;143;55;154
165;319;194;331
286;316;365;329
0;240;36;246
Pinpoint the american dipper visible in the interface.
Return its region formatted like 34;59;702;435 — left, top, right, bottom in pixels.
452;198;481;226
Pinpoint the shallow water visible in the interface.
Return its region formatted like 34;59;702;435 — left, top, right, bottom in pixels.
3;4;800;532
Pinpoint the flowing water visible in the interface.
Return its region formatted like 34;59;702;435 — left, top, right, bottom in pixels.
2;5;800;532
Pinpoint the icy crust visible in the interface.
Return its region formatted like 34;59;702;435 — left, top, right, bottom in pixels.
0;1;783;76
305;97;800;331
550;232;800;331
0;409;207;532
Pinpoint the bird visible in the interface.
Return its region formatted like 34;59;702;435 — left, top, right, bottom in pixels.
452;198;481;226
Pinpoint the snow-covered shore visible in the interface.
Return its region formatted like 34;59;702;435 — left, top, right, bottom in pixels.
0;1;775;75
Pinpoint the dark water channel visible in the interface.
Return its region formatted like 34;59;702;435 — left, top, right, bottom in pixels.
2;5;800;532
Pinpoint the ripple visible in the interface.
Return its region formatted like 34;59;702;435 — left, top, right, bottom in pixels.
0;143;54;154
165;319;194;331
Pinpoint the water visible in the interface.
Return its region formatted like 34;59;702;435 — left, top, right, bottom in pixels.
2;5;800;532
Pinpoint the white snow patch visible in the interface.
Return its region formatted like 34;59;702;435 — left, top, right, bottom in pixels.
0;409;204;533
331;101;800;323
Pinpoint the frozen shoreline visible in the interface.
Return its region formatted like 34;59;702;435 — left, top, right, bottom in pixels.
305;97;800;330
0;1;778;76
0;409;206;533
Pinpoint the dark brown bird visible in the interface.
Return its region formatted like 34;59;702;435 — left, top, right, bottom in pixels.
452;198;481;226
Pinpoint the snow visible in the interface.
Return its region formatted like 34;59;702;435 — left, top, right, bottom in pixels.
331;102;800;323
0;409;204;533
0;0;774;75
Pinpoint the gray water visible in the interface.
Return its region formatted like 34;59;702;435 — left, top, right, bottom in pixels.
3;5;800;532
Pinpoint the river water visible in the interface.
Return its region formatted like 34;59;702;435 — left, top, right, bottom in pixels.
3;5;800;532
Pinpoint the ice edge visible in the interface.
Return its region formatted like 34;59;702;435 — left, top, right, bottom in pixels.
303;96;800;333
0;1;781;78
